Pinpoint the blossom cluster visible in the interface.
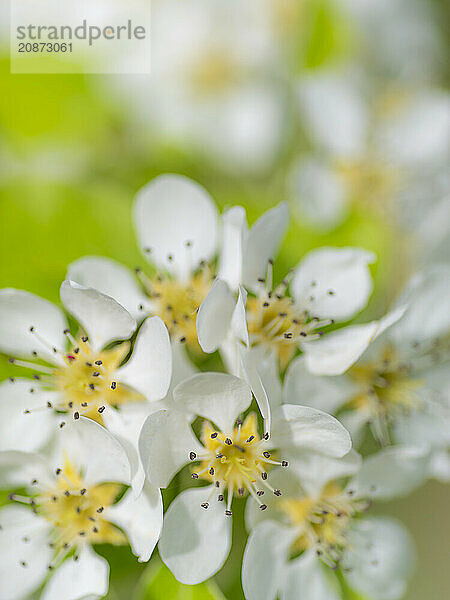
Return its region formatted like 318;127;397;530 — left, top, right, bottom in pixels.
1;174;448;600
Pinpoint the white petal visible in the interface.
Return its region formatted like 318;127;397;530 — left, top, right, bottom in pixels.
117;316;171;401
173;372;252;433
239;346;273;434
284;356;357;414
298;74;368;158
242;521;293;600
344;517;414;600
302;307;406;375
197;279;235;353
67;256;150;318
105;482;162;562
242;203;289;291
139;409;202;489
0;379;56;452
0;450;52;490
292;247;375;321
159;486;231;585
133;174;219;279
271;404;352;458
41;545;109;600
0;288;67;363
60;280;136;352
282;550;341;600
0;505;52;600
231;286;249;347
55;417;131;486
170;340;199;390
428;449;450;482
218;206;247;290
289;450;362;498
289;157;348;231
348;446;430;500
377;92;450;167
391;265;450;351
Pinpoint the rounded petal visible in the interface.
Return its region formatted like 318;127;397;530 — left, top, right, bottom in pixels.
159;486;231;585
0;379;57;452
133;174;219;278
302;307;406;375
391;265;450;351
239;346;273;435
271;404;352;458
348;446;430;500
344;517;415;600
0;288;67;362
0;450;52;490
289;450;362;498
242;521;293;600
56;417;131;487
0;505;52;600
197;279;235;353
283;550;341;600
139;409;203;489
242;203;289;291
41;544;109;600
284;356;356;414
292;247;375;321
60;280;136;351
117;316;172;401
218;206;247;291
298;74;368;158
67;256;151;319
289;157;348;232
173;372;252;433
105;482;162;562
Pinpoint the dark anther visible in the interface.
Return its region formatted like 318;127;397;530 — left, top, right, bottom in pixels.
93;372;100;377
59;421;66;428
238;488;244;496
225;438;232;445
261;472;268;480
80;488;86;495
201;502;209;509
89;383;95;390
263;302;269;307
74;412;80;420
85;362;93;367
189;452;197;460
327;289;335;296
263;451;271;458
98;406;105;414
47;401;52;408
281;460;289;467
8;357;15;364
225;510;232;516
209;467;215;476
56;468;62;475
29;326;35;332
274;490;282;496
94;360;102;365
210;432;218;439
191;473;199;479
74;348;80;354
257;491;264;497
263;432;270;441
179;336;186;343
64;490;70;497
111;382;117;390
259;504;267;511
97;507;104;513
218;494;224;502
81;336;88;343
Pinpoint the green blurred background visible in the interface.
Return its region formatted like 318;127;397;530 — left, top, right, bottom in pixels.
1;0;449;598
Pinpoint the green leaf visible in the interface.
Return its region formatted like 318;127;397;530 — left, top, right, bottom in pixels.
137;561;226;600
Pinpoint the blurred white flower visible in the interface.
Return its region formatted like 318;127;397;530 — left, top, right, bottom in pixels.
284;264;450;479
198;244;380;375
243;449;418;600
0;418;162;600
291;70;450;232
0;280;172;458
138;372;351;584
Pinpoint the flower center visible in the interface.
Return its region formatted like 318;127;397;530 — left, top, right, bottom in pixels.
136;264;213;348
335;159;400;210
246;272;331;369
347;346;423;443
189;413;288;516
9;457;125;565
280;483;369;567
190;51;239;96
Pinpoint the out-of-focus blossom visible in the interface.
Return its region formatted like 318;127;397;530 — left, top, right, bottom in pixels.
139;372;351;584
285;264;450;480
0;418;162;600
243;449;418;600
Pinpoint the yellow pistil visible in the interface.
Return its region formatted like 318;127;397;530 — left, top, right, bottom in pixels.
139;266;213;350
189;51;239;96
245;273;331;369
54;337;143;423
280;483;367;564
348;346;423;416
191;413;287;515
38;457;126;551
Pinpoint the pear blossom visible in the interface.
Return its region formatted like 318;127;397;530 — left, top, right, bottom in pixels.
68;174;289;362
0;280;172;459
243;448;419;600
138;372;351;584
290;69;450;232
198;245;379;375
0;418;162;600
105;0;285;173
284;264;450;478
